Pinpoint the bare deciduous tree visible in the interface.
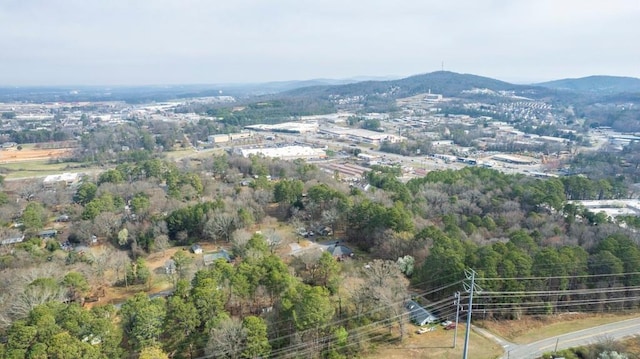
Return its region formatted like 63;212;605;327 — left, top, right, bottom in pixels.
359;260;409;341
154;234;170;256
204;211;238;242
264;228;283;254
205;317;246;359
93;211;122;238
18;180;41;201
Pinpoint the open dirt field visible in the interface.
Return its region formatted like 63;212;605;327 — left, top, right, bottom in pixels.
0;147;73;164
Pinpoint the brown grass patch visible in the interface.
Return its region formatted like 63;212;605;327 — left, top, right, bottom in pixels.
0;147;73;163
366;324;502;359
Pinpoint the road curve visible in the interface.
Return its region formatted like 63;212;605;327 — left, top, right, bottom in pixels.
490;317;640;359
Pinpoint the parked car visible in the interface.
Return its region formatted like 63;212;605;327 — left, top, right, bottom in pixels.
441;320;453;327
444;323;457;330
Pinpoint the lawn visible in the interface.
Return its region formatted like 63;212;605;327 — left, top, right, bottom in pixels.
0;160;99;179
478;312;640;344
366;324;502;359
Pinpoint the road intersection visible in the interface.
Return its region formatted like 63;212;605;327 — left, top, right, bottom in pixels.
474;317;640;359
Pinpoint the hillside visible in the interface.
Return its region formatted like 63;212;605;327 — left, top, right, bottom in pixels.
537;75;640;93
283;71;550;99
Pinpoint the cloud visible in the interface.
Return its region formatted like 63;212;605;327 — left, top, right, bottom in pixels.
0;0;638;85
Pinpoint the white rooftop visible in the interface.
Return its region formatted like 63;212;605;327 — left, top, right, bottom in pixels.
240;146;326;159
43;172;80;184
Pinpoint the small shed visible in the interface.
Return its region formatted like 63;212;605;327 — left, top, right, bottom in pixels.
405;300;438;326
190;244;203;254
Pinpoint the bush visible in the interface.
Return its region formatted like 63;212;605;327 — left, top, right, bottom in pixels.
46;240;61;252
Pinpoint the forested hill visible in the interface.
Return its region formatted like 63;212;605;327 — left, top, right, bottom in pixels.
283;71;550;99
536;75;640;94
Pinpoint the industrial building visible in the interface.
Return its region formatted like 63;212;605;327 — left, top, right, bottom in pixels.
320;162;370;181
492;154;537;165
238;146;326;160
207;131;253;144
570;200;640;219
319;126;406;145
43;172;81;188
244;121;318;134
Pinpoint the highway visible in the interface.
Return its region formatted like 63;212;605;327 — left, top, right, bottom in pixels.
475;317;640;359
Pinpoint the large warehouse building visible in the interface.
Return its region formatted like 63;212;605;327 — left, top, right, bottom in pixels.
237;146;326;160
319;126;406;145
244;121;319;134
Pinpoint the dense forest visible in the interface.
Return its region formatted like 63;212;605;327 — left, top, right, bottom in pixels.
1;145;640;359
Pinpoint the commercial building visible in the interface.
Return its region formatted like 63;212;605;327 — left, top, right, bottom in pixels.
208;131;253;144
43;172;81;188
571;200;640;219
320;126;406;145
320;162;370;181
238;146;326;160
492;154;537;165
244;121;318;134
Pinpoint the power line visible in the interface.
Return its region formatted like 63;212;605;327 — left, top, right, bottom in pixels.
192;269;640;359
463;268;482;359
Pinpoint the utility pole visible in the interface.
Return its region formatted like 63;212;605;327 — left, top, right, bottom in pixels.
462;269;482;359
453;291;461;348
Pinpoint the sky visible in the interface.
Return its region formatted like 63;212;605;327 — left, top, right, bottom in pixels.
0;0;639;86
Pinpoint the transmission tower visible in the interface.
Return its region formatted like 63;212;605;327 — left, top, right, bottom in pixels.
453;291;462;348
462;269;482;359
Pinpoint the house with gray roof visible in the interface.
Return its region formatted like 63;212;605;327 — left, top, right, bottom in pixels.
203;249;232;266
405;300;438;326
1;234;25;245
327;244;353;259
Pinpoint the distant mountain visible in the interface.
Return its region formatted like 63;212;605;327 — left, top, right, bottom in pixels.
283;71;548;99
216;78;359;96
0;78;368;102
536;76;640;94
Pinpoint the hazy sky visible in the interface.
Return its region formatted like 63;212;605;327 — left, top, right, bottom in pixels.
1;0;638;86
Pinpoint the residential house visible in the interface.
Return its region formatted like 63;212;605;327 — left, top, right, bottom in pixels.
327;244;353;259
1;234;25;245
38;229;58;238
405;300;438;326
203;249;232;266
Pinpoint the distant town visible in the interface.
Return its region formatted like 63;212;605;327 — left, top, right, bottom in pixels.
2;72;640;359
1;86;638;218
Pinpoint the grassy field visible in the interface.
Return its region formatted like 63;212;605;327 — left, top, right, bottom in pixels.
0;145;223;180
0;160;96;179
478;312;640;344
367;324;502;359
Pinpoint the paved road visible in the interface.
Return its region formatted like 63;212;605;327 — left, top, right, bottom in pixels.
475;317;640;359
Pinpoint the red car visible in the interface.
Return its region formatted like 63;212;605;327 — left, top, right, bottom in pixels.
444;323;457;330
